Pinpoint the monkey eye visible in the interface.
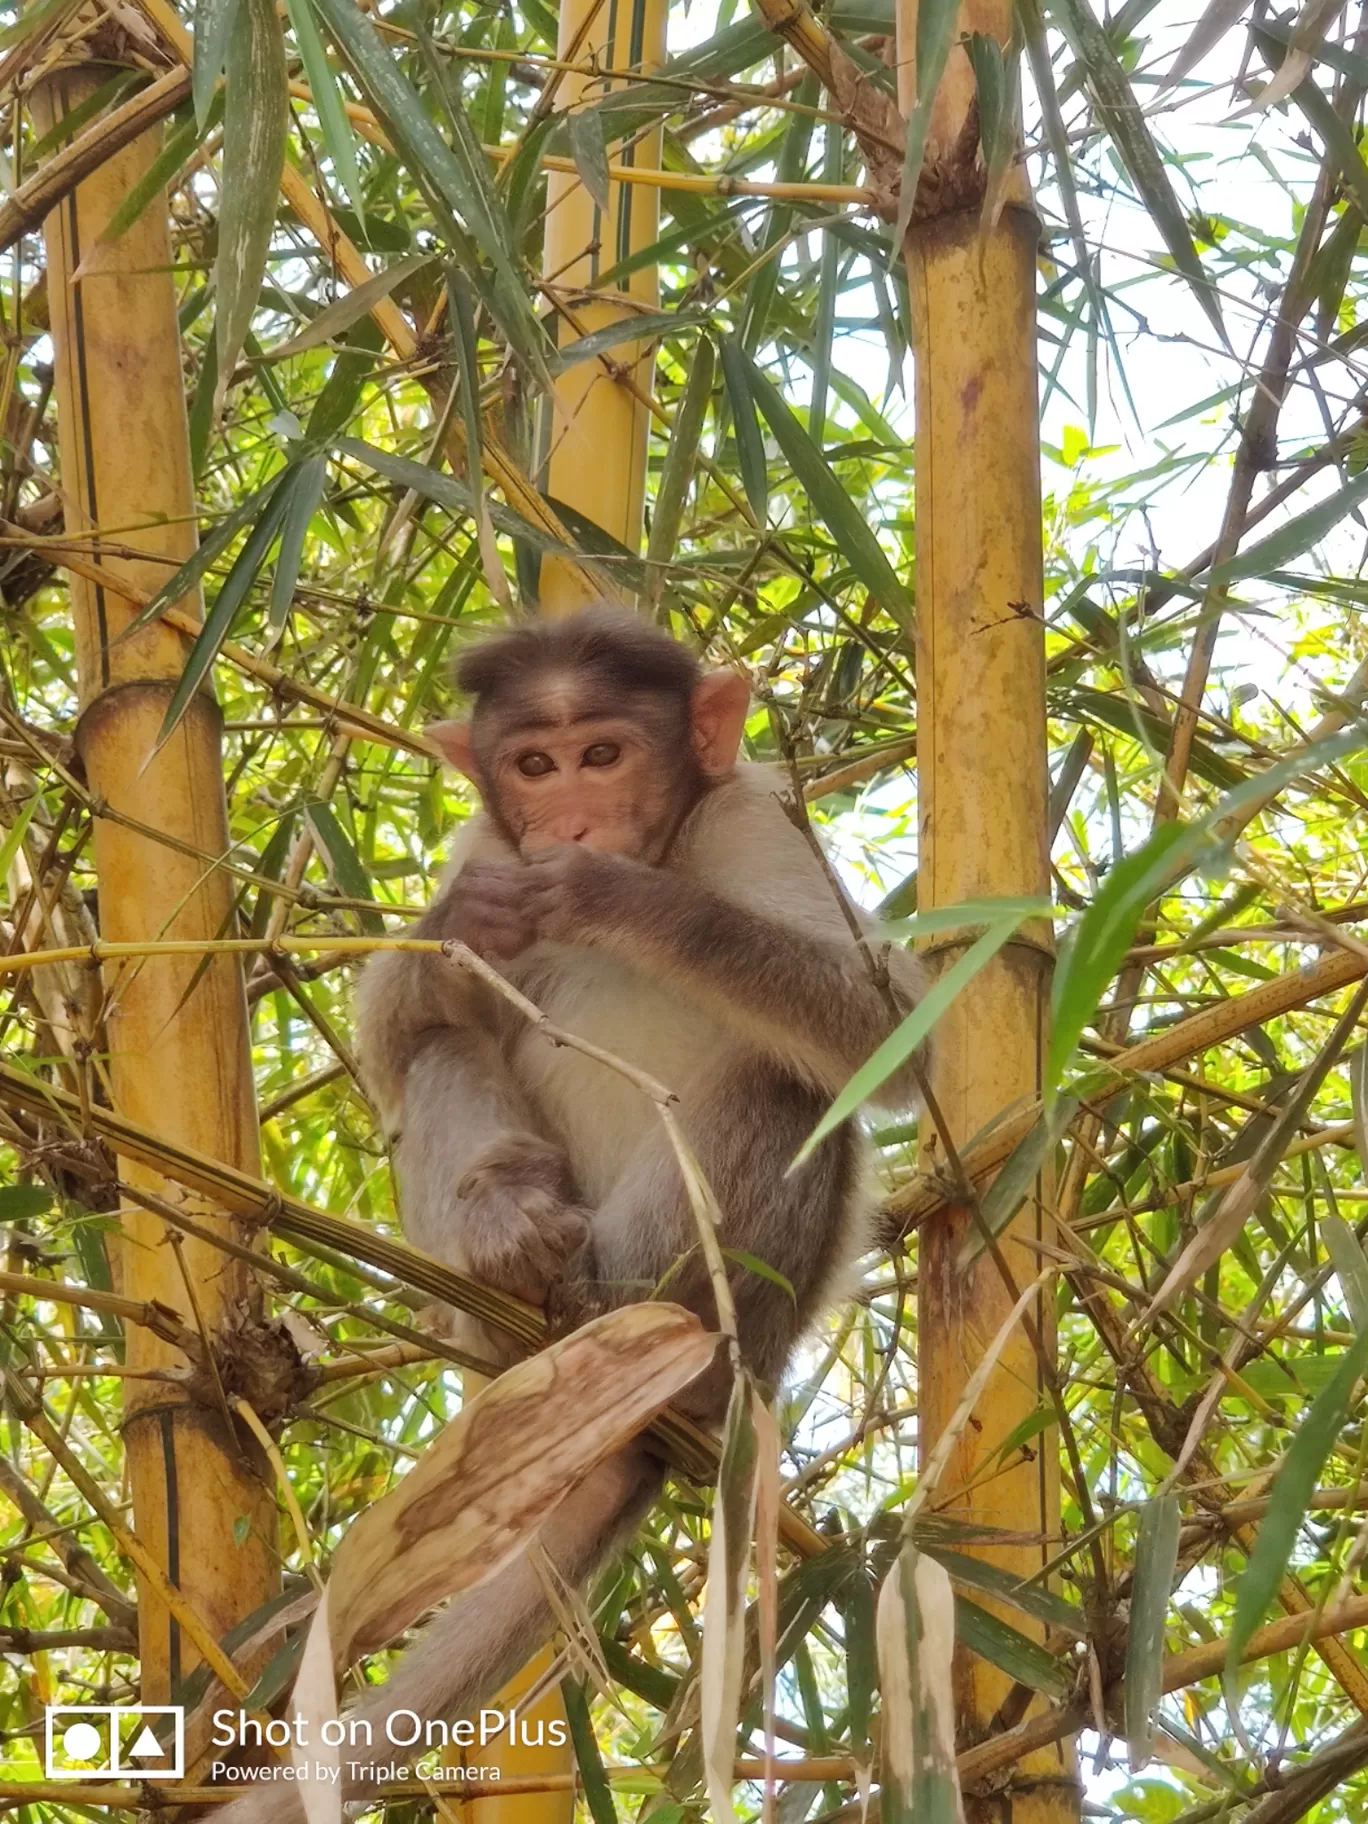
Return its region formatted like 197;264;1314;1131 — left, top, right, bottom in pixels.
516;752;556;778
582;742;621;768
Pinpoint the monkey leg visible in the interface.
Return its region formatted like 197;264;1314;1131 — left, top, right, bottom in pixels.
583;1061;864;1413
210;1443;661;1824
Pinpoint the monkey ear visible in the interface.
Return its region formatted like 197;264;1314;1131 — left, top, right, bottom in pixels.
427;720;478;779
691;670;750;778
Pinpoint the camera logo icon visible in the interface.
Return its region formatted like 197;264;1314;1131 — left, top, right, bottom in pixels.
45;1706;184;1779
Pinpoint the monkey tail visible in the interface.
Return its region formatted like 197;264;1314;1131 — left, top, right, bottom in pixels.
209;1444;662;1824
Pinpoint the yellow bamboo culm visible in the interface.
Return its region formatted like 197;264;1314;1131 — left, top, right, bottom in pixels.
34;62;277;1722
535;0;667;614
895;5;1079;1820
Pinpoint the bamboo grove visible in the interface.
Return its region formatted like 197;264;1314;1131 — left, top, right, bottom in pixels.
3;0;1368;1818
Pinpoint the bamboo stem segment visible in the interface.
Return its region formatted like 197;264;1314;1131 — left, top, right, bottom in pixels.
34;65;276;1710
535;0;666;612
896;1;1076;1813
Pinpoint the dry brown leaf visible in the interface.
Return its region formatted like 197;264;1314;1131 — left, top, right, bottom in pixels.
290;1302;717;1824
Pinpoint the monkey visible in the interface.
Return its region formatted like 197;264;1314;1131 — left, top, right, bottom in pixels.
214;606;925;1821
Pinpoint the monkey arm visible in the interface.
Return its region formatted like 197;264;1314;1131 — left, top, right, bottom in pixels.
523;845;926;1110
356;882;589;1295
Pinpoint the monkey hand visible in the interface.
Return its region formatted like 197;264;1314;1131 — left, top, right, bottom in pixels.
456;1137;592;1303
522;843;647;946
432;862;537;961
545;1249;617;1337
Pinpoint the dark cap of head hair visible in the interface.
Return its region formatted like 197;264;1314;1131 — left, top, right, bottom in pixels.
454;605;701;707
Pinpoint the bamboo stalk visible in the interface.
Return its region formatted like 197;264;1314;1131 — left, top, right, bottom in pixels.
534;0;666;614
31;64;277;1710
896;1;1074;1818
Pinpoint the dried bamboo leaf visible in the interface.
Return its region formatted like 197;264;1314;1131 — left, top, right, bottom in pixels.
877;1545;965;1824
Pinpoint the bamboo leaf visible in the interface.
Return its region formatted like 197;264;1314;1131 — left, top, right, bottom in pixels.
953;1596;1071;1698
556;308;709;371
647;334;715;603
1048;820;1195;1096
154;472;296;754
718;335;768;524
1124;1493;1180;1770
568;107;612;217
923;1547;1085;1636
285;0;367;226
842;1559;877;1765
193;0;241;128
311;0;554;391
1225;1320;1368;1691
267;452;326;643
796;915;1029;1165
1321;1212;1368;1330
304;802;383;934
1162;0;1249;90
119;483;276;639
0;793;41;886
892;0;959;249
956;1097;1079;1270
739;349;914;623
1046;0;1226;345
562;1679;617;1824
701;1373;759;1824
877;1545;965;1824
263;254;434;362
214;0;288;409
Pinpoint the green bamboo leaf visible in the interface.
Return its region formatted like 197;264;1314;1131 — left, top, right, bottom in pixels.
1206;466;1368;585
193;0;241;128
1321;1212;1368;1330
956;1097;1078;1270
1275;58;1368;226
1047;820;1194;1096
30;70;142;157
263;254;434;362
568;106;611;217
809;121;843;449
1226;1321;1368;1690
953;1597;1070;1699
556;308;709;371
305;802;384;934
284;0;367;226
92;101;211;252
561;1680;616;1824
796;916;1025;1164
647;334;715;601
0;1185;54;1222
306;317;383;442
119;483;276;640
1124;1493;1180;1770
720;1248;796;1302
449;268;486;504
311;0;553;392
1046;0;1226;346
739;350;914;623
718;335;768;524
922;1548;1085;1636
0;793;41;886
267;453;326;642
892;0;959;249
214;0;288;407
154;473;295;754
841;1560;876;1763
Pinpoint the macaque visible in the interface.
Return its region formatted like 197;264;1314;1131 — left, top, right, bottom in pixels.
216;607;924;1818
